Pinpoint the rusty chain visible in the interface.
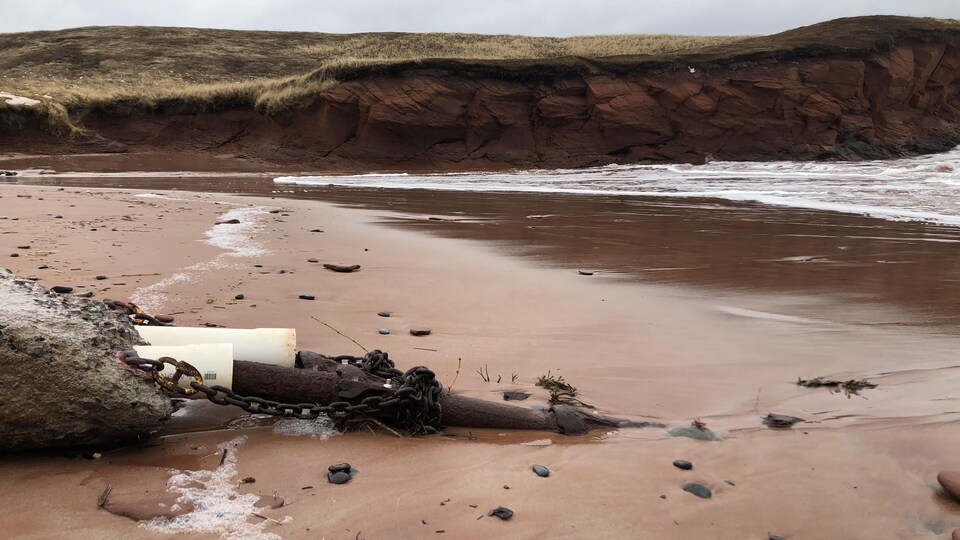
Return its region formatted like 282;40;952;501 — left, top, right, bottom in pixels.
122;349;443;434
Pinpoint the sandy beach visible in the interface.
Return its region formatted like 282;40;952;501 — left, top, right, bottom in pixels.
2;176;960;539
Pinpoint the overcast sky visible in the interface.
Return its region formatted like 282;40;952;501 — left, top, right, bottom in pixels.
1;0;957;36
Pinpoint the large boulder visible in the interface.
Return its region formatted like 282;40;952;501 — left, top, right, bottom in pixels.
0;269;172;451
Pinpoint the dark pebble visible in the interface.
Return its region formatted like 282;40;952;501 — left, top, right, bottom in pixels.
410;329;432;336
378;328;390;335
489;507;513;520
328;463;351;473
216;218;240;225
253;264;263;268
578;270;594;276
299;294;316;300
307;258;319;263
682;482;712;499
277;269;286;274
75;291;93;298
54;215;62;219
532;464;550;477
234;294;245;300
156;315;175;324
327;471;351;485
51;285;73;294
309;229;323;233
768;535;786;540
16;245;30;249
323;263;361;273
95;275;107;280
38;264;49;269
378;311;391;317
673;460;693;470
724;480;736;486
9;253;17;257
503;391;530;401
763;413;804;428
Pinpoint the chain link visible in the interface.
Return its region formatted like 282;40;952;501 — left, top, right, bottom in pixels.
123;349;442;434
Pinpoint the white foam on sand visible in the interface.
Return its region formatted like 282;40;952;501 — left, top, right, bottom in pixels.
272;414;340;438
141;435;292;539
130;206;272;312
0;91;40;107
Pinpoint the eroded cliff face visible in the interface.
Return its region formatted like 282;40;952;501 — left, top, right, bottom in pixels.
5;38;960;170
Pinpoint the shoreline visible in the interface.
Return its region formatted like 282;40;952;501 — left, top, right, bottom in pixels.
2;183;960;538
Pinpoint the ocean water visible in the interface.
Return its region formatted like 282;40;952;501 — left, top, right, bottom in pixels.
275;147;960;226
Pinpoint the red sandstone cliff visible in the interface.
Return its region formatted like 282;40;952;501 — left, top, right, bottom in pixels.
3;16;960;170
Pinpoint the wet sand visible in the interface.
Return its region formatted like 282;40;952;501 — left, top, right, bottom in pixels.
2;179;960;539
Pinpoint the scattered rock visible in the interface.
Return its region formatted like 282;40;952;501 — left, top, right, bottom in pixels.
298;294;316;300
309;228;323;233
155;315;175;324
75;291;94;298
51;285;74;294
38;264;49;269
378;328;390;335
724;480;736;486
16;245;30;249
489;507;513;520
938;471;960;502
378;311;391;317
673;460;693;470
578;270;594;276
763;413;804;428
328;463;352;473
307;258;319;263
95;275;107;280
256;495;284;509
532;464;550;477
410;329;432;336
240;476;255;484
668;425;722;441
9;253;17;258
328;471;351;485
503;391;530;401
54;215;62;219
234;294;245;300
682;482;712;499
768;535;786;540
215;219;241;225
323;263;361;273
277;269;286;274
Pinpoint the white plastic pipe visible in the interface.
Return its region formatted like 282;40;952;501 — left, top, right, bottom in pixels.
136;327;296;367
134;343;235;390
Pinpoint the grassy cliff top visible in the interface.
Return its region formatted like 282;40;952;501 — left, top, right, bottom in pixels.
0;15;957;132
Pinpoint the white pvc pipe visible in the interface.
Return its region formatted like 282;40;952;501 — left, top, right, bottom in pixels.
136;327;296;368
134;343;235;390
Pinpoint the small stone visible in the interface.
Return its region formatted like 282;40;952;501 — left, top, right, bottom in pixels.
95;275;107;280
410;329;432;336
682;482;712;499
378;328;390;335
253;264;263;268
234;294;245;300
378;311;391;317
54;215;62;219
16;245;30;249
328;463;351;473
38;264;49;269
578;270;594;276
215;219;240;225
938;471;960;502
240;476;255;483
155;315;175;324
763;413;804;428
75;291;94;298
328;471;351;485
323;263;361;273
277;269;286;274
489;507;513;520
768;535;786;540
724;480;736;486
503;391;530;401
51;285;74;294
532;465;550;477
9;253;17;258
673;460;693;470
309;229;323;233
298;294;315;300
307;258;319;263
